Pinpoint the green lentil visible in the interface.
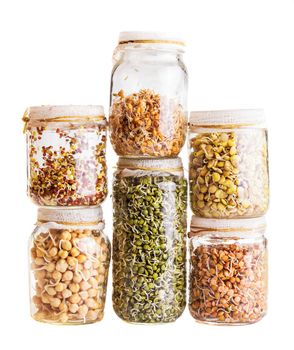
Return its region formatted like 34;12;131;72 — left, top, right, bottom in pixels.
112;174;187;323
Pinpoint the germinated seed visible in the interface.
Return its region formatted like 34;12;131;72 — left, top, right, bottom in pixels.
112;174;187;323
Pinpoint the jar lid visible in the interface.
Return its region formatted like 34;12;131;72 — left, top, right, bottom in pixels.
190;216;266;231
37;207;103;225
189;109;265;128
118;31;185;51
24;105;105;122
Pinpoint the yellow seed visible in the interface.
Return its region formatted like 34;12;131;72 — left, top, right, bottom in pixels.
230;146;237;155
209;185;218;194
197;200;205;209
200;186;208;194
61;240;72;251
212;172;221;182
58;250;68;259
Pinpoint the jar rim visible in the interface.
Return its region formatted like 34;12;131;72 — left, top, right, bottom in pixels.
117;157;183;172
189;109;265;128
190;216;266;232
37;206;103;225
24;105;105;121
117;31;185;53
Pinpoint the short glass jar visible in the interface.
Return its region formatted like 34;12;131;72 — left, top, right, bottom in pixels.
189;216;268;325
189;109;269;218
109;31;188;157
112;157;187;323
24;105;107;206
29;207;110;325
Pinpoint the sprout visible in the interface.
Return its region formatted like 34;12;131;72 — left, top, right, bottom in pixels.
112;173;187;323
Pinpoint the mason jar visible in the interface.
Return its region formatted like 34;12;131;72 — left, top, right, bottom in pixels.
189;109;269;218
189;216;268;325
109;31;188;157
112;157;187;323
23;105;107;206
29;207;110;325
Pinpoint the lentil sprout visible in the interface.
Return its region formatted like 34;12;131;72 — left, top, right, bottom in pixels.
189;239;267;324
112;174;187;323
189;129;269;218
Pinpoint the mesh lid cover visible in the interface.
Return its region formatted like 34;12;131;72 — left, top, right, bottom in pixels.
191;216;266;231
189;109;265;127
26;105;105;120
38;207;103;224
117;157;183;170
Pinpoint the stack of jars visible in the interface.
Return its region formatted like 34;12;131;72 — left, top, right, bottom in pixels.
188;109;269;325
109;32;189;323
24;105;111;324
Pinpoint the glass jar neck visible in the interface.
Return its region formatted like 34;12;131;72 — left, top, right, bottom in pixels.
118;47;183;62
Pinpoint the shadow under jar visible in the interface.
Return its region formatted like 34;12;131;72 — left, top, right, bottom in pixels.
189;109;269;218
29;207;111;325
112;157;187;323
24;105;107;206
109;31;188;157
189;216;268;325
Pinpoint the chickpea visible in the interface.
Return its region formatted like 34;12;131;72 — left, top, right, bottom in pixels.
70;247;80;257
56;259;68;273
62;289;72;299
69;303;79;314
69;283;80;293
58;250;69;259
46;287;57;296
69;293;81;304
73;273;82;283
61;240;72;251
50;298;61;308
67;256;77;267
80;281;91;291
52;270;62;281
62;270;73;281
61;231;71;241
88;288;98;298
79;291;89;301
78;304;88;317
49;247;58;257
77;254;87;263
86;310;98;321
55;282;66;292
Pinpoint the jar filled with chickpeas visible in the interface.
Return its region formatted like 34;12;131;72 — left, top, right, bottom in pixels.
29;207;110;325
189;216;268;325
189;109;269;218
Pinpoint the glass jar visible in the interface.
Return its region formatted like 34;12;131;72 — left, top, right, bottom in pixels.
24;105;107;206
109;31;188;157
112;157;187;323
189;216;268;325
29;207;111;325
189;109;269;218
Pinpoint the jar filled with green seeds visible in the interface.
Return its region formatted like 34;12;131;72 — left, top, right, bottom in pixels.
112;157;187;323
189;110;269;219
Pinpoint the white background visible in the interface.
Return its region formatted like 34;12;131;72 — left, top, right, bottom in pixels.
0;0;293;349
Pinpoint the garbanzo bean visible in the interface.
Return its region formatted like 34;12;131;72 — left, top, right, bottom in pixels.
30;228;110;324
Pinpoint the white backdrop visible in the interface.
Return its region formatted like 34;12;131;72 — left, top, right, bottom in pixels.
0;0;293;349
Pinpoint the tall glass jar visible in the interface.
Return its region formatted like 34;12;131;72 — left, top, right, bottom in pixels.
189;109;269;218
189;216;268;325
109;32;188;157
23;105;107;206
112;157;187;323
29;207;111;325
